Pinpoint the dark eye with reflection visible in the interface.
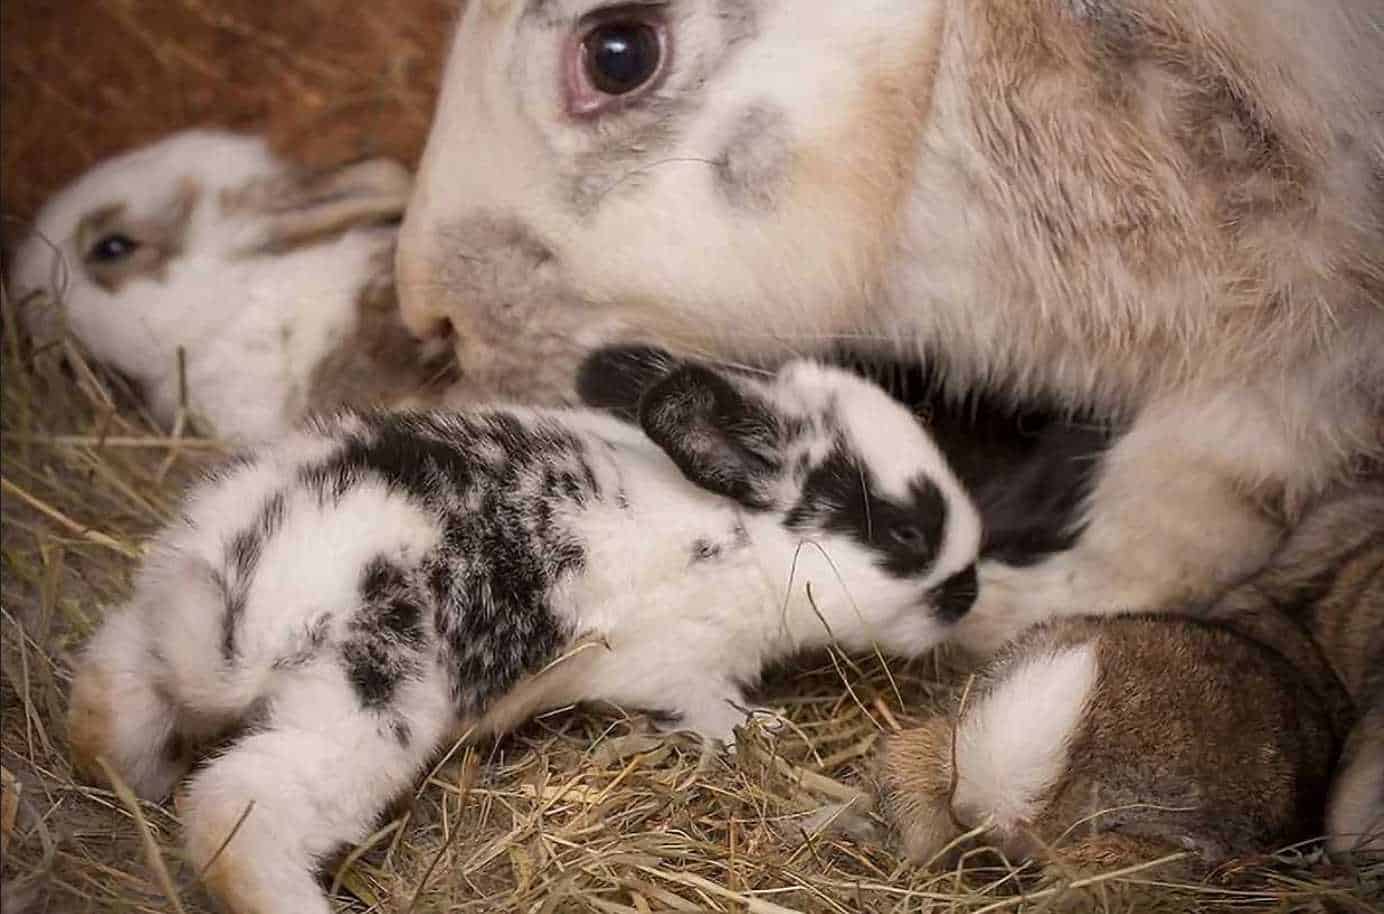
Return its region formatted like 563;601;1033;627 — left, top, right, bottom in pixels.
568;10;667;115
88;234;141;262
888;525;929;549
583;20;662;95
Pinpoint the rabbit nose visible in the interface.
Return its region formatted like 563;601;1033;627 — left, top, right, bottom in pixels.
929;563;978;623
395;243;455;342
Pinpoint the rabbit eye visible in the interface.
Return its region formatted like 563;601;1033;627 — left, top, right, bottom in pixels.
568;10;667;115
888;525;928;549
584;22;660;94
88;233;141;262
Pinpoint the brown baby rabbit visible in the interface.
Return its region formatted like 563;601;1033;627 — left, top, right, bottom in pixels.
878;484;1383;869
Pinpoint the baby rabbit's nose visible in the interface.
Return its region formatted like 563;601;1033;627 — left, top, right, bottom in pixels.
929;563;978;623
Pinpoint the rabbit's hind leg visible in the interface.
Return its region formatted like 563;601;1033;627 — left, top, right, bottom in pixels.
69;607;189;800
178;665;453;914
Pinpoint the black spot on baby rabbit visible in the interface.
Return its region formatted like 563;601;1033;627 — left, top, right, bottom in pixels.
343;556;429;710
69;358;982;914
579;343;1118;571
218;490;288;660
303;411;591;715
785;446;949;579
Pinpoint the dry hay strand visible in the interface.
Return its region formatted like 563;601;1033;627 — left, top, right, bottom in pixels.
2;292;1382;913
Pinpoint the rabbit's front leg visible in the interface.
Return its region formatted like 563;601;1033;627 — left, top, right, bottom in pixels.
654;680;765;745
957;396;1286;655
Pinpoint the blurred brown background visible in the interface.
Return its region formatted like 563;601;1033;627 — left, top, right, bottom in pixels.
1;0;459;246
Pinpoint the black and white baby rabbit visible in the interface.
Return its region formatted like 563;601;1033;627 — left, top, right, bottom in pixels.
6;129;453;442
68;358;981;914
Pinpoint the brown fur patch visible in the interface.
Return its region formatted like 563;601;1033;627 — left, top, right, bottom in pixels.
883;597;1354;871
178;789;273;914
1047;830;1190;875
1042;616;1343;865
221;157;413;256
945;0;1378;399
76;180;199;293
65;663;114;785
305;245;459;412
784;3;947;320
876;716;960;864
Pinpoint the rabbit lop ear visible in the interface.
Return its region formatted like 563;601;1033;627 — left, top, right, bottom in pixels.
230;157;413;254
638;364;780;509
576;344;680;421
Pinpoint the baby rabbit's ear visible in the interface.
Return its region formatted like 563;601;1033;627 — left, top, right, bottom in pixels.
229;157;413;254
639;364;780;509
576;344;678;421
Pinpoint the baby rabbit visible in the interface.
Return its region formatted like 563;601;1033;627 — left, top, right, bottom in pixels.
68;359;982;914
878;484;1383;869
6;129;453;443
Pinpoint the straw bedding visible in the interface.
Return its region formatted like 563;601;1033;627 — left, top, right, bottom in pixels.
1;3;1379;911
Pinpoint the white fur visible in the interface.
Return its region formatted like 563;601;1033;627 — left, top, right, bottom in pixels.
6;130;405;443
72;360;982;914
952;645;1099;835
396;0;1384;655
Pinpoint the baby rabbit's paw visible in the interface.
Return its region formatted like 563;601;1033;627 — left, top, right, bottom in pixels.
657;689;764;748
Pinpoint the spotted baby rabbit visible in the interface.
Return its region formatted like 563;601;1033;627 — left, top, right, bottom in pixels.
6;129;453;442
69;358;981;914
878;484;1384;869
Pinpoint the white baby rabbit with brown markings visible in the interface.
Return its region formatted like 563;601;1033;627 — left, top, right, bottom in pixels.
397;0;1384;656
68;356;981;914
878;484;1384;870
6;130;453;443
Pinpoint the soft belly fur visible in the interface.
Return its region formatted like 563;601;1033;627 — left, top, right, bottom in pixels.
397;0;1384;653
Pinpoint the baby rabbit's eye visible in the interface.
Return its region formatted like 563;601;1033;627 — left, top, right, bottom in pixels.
568;9;668;116
88;234;141;263
888;525;928;549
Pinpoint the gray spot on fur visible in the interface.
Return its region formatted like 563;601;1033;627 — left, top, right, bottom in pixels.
716;0;760;45
716;104;793;210
690;538;722;563
272;614;333;670
427;214;587;400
